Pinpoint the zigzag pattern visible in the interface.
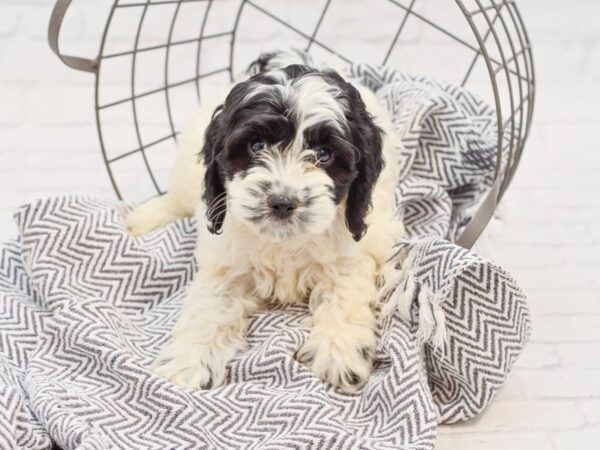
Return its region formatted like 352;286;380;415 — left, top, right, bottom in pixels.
0;61;529;449
0;241;51;449
424;261;530;422
348;64;502;242
394;238;531;423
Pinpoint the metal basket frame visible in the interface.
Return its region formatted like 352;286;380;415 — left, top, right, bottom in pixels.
48;0;535;248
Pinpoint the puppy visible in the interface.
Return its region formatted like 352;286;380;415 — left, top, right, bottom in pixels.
127;54;404;392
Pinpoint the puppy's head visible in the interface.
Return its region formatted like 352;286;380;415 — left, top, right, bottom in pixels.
201;65;383;242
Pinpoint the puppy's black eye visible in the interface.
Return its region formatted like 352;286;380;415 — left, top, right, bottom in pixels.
315;147;334;166
248;138;266;155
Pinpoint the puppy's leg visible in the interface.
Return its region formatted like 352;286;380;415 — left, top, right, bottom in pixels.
126;92;226;236
126;193;191;236
125;133;203;236
298;261;378;392
153;276;256;389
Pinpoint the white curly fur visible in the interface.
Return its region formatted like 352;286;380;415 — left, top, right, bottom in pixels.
127;72;404;393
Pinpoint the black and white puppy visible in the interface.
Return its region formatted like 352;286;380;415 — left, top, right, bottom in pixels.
127;52;404;392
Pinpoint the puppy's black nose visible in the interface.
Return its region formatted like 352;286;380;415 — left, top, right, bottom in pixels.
268;195;297;219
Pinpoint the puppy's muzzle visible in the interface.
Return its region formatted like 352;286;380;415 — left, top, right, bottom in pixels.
268;195;297;219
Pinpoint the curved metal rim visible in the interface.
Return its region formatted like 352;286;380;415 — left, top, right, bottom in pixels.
48;0;98;73
94;3;122;200
454;0;535;247
51;0;535;248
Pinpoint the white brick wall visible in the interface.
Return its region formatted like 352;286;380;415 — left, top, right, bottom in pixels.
0;0;113;238
1;1;600;449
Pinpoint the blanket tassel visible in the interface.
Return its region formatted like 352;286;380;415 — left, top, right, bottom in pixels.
379;250;447;351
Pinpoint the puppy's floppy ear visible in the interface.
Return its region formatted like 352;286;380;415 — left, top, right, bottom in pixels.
200;106;227;234
343;86;384;241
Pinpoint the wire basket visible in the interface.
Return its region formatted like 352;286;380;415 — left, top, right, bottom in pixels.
48;0;535;248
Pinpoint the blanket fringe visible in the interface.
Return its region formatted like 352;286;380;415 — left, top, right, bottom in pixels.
415;286;447;352
379;247;447;351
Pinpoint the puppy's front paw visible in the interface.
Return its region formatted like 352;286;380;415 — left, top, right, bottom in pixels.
297;324;376;393
126;204;165;237
152;340;232;390
125;195;178;237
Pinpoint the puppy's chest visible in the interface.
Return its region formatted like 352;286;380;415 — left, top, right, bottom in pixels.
249;248;324;306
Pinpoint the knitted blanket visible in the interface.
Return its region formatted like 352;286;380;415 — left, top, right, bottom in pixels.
0;64;530;449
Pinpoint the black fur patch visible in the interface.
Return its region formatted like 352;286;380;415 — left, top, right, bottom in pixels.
199;64;384;240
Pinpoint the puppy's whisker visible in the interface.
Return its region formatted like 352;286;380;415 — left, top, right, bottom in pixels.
207;194;227;211
209;190;226;202
207;207;228;224
208;203;228;216
207;206;227;221
208;192;227;210
208;198;227;212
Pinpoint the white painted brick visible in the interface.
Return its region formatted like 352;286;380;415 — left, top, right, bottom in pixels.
499;223;594;246
532;290;600;316
533;43;594;85
0;219;18;241
533;316;600;343
26;86;95;125
437;432;556;450
0;6;20;37
540;121;600;154
0;87;25;125
576;400;600;425
24;150;104;171
0;126;99;153
510;168;600;189
512;267;597;292
549;207;600;226
0;169;108;191
519;143;600;171
551;428;600;450
440;400;586;432
518;0;600;45
431;434;460;450
492;244;564;269
555;344;600;370
491;376;528;401
557;246;600;268
0;147;28;172
514;343;561;370
525;187;600;210
532;82;599;124
516;369;600;399
19;2;83;40
0;187;26;209
0;39;93;85
590;42;600;82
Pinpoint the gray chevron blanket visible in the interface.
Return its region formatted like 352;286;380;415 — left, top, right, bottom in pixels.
0;65;530;449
